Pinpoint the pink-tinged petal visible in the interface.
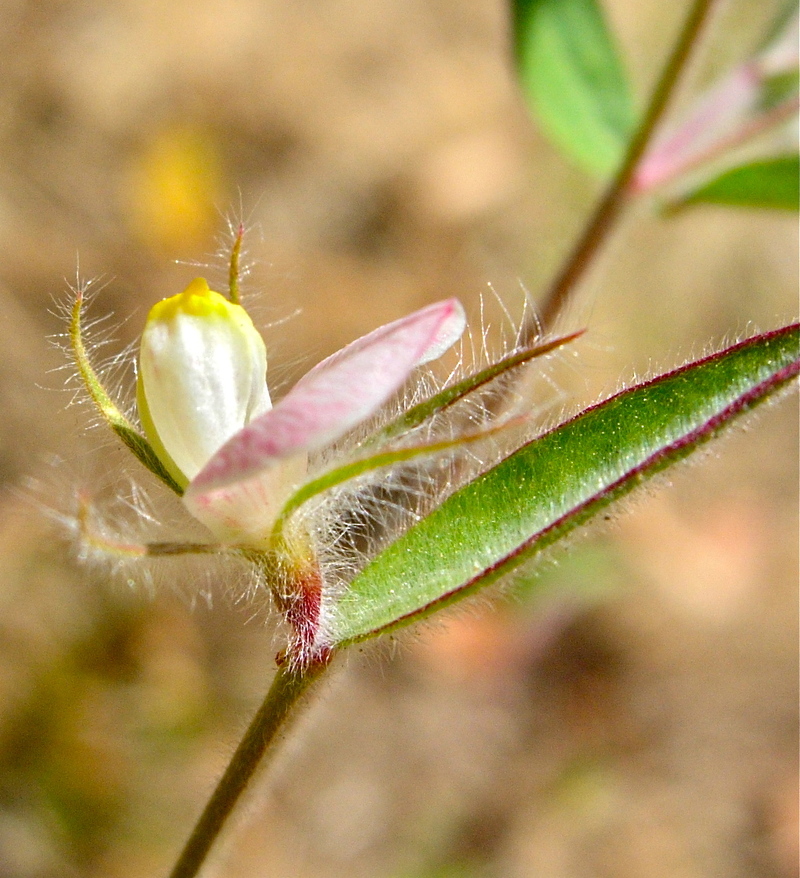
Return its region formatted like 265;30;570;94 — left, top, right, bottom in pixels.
633;64;761;192
187;298;465;497
300;296;466;376
183;454;307;546
403;298;466;365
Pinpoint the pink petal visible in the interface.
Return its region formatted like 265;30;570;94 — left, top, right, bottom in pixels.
187;298;465;496
183;455;308;546
633;63;761;192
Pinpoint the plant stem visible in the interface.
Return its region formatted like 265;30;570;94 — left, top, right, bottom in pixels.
168;657;331;878
535;0;720;332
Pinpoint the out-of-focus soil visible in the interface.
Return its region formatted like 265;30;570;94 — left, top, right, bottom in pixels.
0;1;796;876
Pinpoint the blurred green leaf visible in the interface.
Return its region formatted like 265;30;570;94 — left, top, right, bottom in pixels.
678;155;799;210
759;71;799;111
514;0;636;175
331;325;799;645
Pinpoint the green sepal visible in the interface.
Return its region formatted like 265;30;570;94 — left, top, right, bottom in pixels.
366;330;583;446
70;288;185;495
273;421;517;542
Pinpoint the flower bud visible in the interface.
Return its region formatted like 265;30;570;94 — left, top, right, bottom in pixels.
137;278;271;487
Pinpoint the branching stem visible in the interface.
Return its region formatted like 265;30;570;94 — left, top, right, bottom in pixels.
535;0;720;332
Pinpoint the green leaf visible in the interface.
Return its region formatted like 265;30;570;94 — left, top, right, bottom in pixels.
331;325;799;646
759;71;799;112
514;0;636;176
677;155;800;211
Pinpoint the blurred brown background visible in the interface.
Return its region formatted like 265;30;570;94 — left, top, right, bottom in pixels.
0;0;796;876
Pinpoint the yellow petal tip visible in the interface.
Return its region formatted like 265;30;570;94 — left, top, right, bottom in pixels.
149;277;232;322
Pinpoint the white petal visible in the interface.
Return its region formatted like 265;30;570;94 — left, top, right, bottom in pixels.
138;278;270;482
184;454;308;546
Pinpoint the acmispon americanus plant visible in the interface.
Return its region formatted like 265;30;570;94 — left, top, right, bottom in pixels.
69;234;576;668
137;277;468;665
65;234;798;878
56;2;799;873
68;234;799;683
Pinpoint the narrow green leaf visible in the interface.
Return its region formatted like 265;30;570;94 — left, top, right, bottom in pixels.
368;330;583;446
514;0;636;175
331;325;799;645
677;155;800;211
70;289;184;495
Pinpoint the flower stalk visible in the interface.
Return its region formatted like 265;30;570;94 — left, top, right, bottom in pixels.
168;656;332;878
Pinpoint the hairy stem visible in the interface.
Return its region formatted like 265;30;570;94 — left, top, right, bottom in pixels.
228;222;244;305
168;658;332;878
535;0;720;332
